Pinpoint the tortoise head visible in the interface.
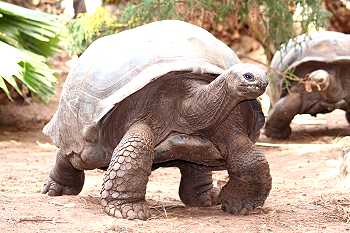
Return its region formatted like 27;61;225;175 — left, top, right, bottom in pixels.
224;63;268;99
307;69;331;91
82;124;99;143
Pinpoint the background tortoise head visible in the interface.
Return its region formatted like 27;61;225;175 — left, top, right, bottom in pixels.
306;69;332;91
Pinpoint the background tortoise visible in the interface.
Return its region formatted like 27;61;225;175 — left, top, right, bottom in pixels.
42;20;271;220
265;31;350;139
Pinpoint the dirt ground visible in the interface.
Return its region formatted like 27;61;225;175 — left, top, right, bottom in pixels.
0;108;350;233
1;45;350;232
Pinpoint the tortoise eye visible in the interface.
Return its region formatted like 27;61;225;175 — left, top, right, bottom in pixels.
243;72;255;81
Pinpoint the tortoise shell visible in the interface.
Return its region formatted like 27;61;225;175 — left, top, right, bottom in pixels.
43;20;239;154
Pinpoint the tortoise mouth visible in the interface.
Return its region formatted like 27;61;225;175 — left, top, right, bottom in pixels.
237;83;267;97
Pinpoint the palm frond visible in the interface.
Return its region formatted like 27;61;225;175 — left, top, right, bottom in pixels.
0;2;62;102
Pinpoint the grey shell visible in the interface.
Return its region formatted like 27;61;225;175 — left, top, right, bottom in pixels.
43;20;240;154
268;31;350;106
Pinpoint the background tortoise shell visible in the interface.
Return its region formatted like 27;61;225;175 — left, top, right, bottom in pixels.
268;31;350;106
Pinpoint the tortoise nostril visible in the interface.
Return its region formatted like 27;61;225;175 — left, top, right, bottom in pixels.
243;72;255;81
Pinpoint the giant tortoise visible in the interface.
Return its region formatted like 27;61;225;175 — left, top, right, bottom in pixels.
42;20;271;220
265;31;350;139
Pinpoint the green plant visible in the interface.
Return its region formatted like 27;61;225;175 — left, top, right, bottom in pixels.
64;7;124;55
65;0;329;62
118;0;329;61
0;1;61;102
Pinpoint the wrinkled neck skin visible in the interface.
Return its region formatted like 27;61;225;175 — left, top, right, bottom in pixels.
182;74;245;131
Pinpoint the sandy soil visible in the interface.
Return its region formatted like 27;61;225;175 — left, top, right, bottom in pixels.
1;109;350;233
1;44;350;232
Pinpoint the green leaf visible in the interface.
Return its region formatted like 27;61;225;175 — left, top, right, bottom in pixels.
0;76;11;99
2;75;22;95
0;2;60;24
0;2;61;102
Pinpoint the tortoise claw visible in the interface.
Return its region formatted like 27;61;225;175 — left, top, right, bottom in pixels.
42;176;81;196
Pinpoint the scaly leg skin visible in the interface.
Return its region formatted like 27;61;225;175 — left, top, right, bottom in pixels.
101;123;154;220
42;150;85;196
264;93;302;139
178;163;220;207
219;137;272;215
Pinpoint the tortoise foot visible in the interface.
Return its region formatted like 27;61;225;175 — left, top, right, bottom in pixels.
220;195;264;215
264;125;291;139
186;187;220;207
42;176;83;196
102;200;151;220
219;180;268;215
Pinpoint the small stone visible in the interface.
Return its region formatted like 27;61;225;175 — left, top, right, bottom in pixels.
126;145;134;152
112;192;119;198
125;156;131;162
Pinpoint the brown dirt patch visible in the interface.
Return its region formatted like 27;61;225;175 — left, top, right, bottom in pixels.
1;109;350;232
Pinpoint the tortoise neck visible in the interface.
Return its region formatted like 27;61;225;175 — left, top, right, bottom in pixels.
182;74;244;130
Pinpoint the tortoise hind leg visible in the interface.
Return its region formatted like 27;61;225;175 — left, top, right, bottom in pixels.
264;93;302;139
178;163;220;207
42;150;85;196
101;123;154;220
153;133;223;207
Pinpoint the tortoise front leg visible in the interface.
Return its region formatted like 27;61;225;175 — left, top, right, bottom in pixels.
219;136;272;214
42;150;85;196
101;123;154;220
264;93;302;139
